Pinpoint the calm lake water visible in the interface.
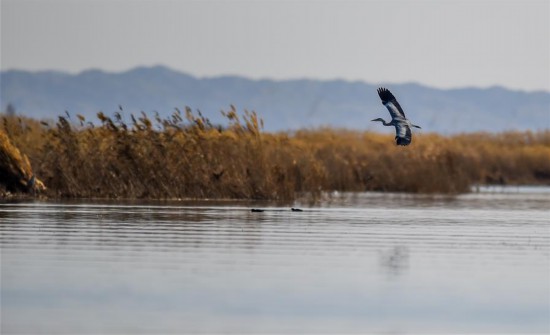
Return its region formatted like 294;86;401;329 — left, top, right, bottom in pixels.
1;187;549;334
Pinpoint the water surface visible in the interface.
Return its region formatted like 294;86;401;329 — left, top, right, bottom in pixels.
1;187;549;333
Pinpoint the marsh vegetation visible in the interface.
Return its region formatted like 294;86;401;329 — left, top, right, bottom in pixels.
2;108;549;200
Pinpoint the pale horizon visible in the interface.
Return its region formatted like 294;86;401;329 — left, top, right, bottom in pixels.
2;0;549;92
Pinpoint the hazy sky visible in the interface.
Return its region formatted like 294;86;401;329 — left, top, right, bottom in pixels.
1;0;549;91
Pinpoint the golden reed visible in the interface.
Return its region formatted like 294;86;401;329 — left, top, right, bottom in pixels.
2;108;549;200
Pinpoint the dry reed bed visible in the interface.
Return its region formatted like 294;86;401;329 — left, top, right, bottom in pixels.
2;108;549;200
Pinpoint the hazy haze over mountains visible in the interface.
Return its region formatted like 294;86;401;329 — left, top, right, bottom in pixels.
1;66;549;133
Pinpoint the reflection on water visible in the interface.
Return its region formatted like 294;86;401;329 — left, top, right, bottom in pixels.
1;187;549;334
379;246;409;277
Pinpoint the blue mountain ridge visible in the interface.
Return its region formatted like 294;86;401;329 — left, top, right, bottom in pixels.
1;65;549;133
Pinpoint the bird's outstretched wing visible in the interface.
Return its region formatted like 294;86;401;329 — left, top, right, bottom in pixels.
395;123;412;146
377;87;406;119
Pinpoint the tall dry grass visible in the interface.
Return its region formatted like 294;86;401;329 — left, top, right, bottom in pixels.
2;108;549;200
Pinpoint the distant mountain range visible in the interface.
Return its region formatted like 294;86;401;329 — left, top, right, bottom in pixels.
1;65;549;133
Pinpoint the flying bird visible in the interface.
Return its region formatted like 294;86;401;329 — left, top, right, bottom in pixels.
372;88;421;146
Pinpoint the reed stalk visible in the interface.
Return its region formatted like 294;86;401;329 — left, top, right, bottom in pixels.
2;109;549;200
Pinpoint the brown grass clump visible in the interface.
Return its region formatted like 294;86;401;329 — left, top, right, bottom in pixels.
1;108;549;200
1;117;46;194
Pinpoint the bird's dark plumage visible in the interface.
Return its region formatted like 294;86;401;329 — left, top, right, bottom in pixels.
395;127;412;146
377;87;406;119
373;87;420;146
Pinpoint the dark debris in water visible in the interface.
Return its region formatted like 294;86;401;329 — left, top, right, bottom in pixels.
250;208;304;213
